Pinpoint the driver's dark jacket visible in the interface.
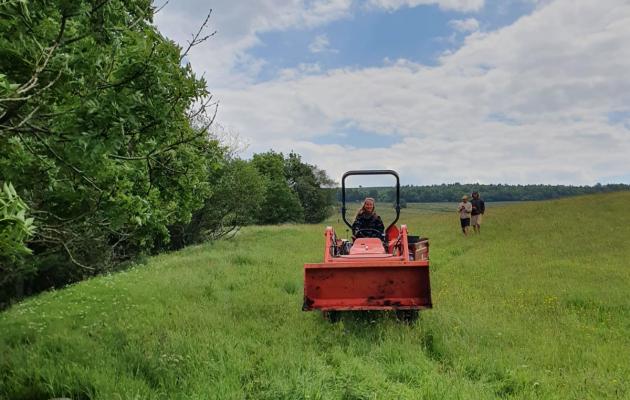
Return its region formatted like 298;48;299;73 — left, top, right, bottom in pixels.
352;212;385;238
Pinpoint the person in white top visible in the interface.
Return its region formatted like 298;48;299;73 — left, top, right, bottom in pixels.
457;195;472;236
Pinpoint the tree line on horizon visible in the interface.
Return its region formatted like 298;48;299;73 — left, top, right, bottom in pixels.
339;183;630;204
0;1;333;308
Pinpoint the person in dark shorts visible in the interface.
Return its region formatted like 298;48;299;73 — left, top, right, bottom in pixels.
457;195;472;236
470;191;485;234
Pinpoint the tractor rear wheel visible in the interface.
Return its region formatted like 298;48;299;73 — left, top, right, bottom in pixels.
323;310;341;323
395;310;418;323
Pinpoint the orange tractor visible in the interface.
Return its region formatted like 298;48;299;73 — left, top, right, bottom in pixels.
303;170;432;321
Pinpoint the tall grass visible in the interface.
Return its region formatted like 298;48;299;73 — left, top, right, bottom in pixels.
1;193;629;399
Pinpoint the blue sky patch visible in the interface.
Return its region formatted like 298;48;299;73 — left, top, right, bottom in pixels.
312;125;403;149
486;112;521;126
247;1;536;82
249;5;457;81
607;110;630;129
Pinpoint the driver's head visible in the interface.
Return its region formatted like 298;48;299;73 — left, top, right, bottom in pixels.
362;197;375;214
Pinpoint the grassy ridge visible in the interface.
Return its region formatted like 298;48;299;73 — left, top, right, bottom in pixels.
1;193;629;399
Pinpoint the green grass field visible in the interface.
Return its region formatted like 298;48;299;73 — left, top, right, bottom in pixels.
1;193;630;399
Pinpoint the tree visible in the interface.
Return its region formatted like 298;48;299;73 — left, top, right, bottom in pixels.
284;152;335;223
251;151;304;224
168;158;266;248
0;1;217;302
257;179;304;224
0;182;36;303
0;183;35;261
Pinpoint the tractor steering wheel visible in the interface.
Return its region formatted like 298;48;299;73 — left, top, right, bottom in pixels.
353;228;385;239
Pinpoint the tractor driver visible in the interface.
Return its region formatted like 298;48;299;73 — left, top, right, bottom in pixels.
352;197;385;239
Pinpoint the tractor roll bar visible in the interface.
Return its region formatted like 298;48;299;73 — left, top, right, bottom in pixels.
341;170;400;233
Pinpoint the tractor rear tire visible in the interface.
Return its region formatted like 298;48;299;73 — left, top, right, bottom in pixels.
395;310;418;323
323;310;341;323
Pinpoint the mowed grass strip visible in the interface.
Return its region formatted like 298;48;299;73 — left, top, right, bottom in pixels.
1;192;629;399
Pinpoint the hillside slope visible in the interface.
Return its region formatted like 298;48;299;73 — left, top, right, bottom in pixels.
1;192;629;400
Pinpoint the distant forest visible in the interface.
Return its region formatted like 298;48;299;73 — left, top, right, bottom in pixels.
338;183;630;203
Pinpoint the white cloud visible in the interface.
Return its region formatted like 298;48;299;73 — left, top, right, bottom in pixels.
154;0;353;87
367;0;485;12
449;18;480;32
278;63;323;80
210;0;630;184
309;34;338;53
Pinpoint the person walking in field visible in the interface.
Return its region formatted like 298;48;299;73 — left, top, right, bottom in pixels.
458;195;472;236
470;191;485;234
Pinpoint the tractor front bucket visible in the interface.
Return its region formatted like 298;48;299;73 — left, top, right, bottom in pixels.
303;260;432;311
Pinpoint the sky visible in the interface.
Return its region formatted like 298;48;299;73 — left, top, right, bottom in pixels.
154;0;630;186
